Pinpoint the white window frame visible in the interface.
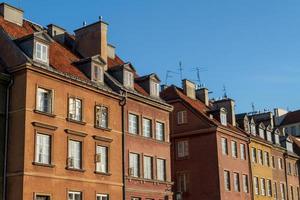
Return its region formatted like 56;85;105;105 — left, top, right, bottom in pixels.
251;147;257;163
68;191;82;200
129;113;138;134
96;145;108;173
242;174;249;193
96;194;108;200
261;178;266;196
254;177;259;195
93;65;104;83
151;81;160;97
233;172;240;192
258;149;263;165
142;118;152;138
221;137;228;155
68;97;82;121
36;87;53;114
231;141;238;158
267;179;272;196
177;111;187;124
143;156;153;179
68;140;82;169
124;70;134;88
220;111;227;126
156;121;165;141
224;170;231;191
35;133;51;165
177;140;189;158
95;105;108;128
240;143;246;160
129;153;140;177
35;42;48;63
157;158;166;181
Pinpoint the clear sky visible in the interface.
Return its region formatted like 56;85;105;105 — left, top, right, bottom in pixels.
6;0;300;113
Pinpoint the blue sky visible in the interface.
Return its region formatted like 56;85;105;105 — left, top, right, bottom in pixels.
6;0;300;113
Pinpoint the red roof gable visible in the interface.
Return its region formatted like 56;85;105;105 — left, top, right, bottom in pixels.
281;110;300;126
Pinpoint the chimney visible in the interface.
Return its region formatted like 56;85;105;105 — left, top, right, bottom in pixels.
47;24;66;43
182;79;196;99
213;98;236;126
0;3;23;26
107;44;115;59
74;20;108;68
160;84;168;91
196;87;209;106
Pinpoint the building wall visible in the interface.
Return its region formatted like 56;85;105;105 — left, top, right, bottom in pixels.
249;138;273;200
217;131;251;200
285;155;300;200
125;98;172;200
6;68;123;200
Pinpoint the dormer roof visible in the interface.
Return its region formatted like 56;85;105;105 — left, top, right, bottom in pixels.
135;73;160;82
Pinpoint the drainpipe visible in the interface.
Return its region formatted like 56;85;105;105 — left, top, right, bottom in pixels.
3;78;13;200
119;89;127;200
247;138;254;200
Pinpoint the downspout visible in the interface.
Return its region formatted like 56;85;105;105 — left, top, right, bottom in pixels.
3;79;13;200
119;89;127;200
247;138;254;200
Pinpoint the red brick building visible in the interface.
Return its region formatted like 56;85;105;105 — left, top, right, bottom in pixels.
161;81;251;200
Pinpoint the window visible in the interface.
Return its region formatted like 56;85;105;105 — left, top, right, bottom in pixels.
278;158;283;170
131;198;141;200
142;118;152;138
129;114;138;134
124;70;134;88
291;186;294;200
275;134;280;144
35;133;51;165
151;81;160;97
177;172;188;193
97;194;108;200
254;177;259;195
266;130;272;142
261;178;266;196
129;153;140;177
233;172;240;192
35;42;48;63
93;65;103;83
258;150;263;165
68;140;82;169
157;158;166;181
36;87;53;113
251;147;257;163
177;140;189;158
280;183;286;200
221;138;228;155
231;141;238;158
224;170;231;191
220;111;227;126
96;145;108;173
177;111;187;124
287;142;294;152
259;128;265;139
95;105;108;128
242;174;249;193
240;144;246;160
143;156;153;179
251;123;256;135
272;156;276;168
267;179;272;196
156;122;165;141
288;162;292;175
68;191;82;200
68;97;82;121
274;182;278;199
35;195;50;200
294;164;298;176
264;152;270;167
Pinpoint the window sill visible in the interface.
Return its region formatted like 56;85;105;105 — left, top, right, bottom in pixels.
94;171;112;176
32;162;55;168
127;133;170;144
94;125;112;132
66;118;86;125
34;110;56;118
126;176;171;184
65;167;86;172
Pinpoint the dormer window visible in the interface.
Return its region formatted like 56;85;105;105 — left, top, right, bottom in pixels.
35;42;48;63
124;70;134;88
251;123;256;135
275;134;280;144
150;81;160;97
92;65;104;83
220;109;227;126
259;127;265;139
266;130;272;142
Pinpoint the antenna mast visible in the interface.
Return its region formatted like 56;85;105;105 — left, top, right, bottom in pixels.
178;61;183;80
251;102;255;113
222;85;227;98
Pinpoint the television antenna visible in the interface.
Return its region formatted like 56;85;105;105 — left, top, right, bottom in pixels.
191;67;207;88
222;85;227;98
165;70;179;85
178;61;183;80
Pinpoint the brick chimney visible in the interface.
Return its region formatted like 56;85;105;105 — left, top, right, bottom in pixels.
0;3;23;26
182;79;196;99
74;20;108;69
196;87;209;106
47;24;66;44
213;98;236;126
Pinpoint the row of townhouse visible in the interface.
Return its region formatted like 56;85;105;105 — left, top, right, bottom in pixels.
0;2;172;200
1;2;300;200
160;81;300;200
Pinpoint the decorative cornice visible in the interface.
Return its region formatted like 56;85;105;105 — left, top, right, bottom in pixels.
31;121;58;131
65;129;87;137
92;135;113;143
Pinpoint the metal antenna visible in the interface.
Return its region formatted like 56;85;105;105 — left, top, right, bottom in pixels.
99;16;103;21
178;61;183;80
222;85;227;98
251;102;255;113
192;67;207;88
165;70;179;85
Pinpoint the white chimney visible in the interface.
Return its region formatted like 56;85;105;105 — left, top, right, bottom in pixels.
0;3;23;26
182;79;196;99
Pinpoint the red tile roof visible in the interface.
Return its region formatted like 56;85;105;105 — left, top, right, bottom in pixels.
0;17;36;38
281;110;300;126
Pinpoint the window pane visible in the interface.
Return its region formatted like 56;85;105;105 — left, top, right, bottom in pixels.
156;122;165;141
68;140;82;169
231;141;237;158
221;138;228;155
157;158;166;181
129;153;140;177
143;118;152;138
143;156;152;179
224;170;230;191
129;114;138;134
96;146;108;173
35;133;51;164
37;87;52;113
69;98;82;121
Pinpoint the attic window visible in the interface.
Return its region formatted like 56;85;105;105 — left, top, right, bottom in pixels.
35;42;48;63
124;71;134;88
220;109;227;126
251;123;256;135
151;81;160;97
92;65;104;83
